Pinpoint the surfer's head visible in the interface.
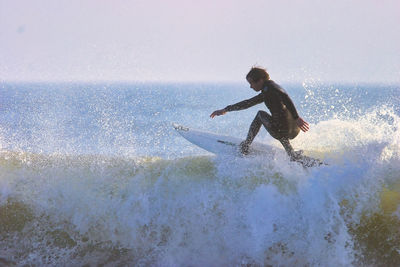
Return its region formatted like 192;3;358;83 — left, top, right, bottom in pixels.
246;67;269;92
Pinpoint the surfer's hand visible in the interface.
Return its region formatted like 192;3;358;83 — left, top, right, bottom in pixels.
210;109;227;118
296;117;309;132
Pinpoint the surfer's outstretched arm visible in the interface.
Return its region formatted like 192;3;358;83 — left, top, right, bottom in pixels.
210;94;263;118
224;94;264;112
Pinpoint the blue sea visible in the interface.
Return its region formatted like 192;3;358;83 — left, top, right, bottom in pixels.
0;81;399;266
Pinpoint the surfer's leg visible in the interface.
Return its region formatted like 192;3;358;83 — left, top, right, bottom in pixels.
241;110;273;154
279;138;303;161
246;111;268;142
279;138;294;156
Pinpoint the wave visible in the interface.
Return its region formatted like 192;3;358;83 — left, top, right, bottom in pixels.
1;103;400;265
1;135;400;266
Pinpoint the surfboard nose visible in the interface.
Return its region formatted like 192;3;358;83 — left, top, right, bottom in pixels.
172;123;189;131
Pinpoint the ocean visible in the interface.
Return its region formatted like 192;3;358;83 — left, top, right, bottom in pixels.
0;81;399;266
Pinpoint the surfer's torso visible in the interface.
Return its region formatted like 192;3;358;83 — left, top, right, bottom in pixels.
224;80;300;138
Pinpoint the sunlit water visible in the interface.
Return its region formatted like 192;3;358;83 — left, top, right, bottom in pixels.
1;81;399;266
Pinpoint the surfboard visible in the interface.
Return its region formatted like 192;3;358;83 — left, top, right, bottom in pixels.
173;123;325;168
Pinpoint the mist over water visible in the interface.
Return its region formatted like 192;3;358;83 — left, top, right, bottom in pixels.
1;82;399;266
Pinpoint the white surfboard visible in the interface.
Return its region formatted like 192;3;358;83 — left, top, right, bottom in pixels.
173;123;278;157
173;123;325;167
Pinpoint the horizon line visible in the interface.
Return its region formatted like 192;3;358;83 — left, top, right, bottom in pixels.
1;79;399;86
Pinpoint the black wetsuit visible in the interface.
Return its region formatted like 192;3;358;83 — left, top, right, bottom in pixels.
224;80;300;156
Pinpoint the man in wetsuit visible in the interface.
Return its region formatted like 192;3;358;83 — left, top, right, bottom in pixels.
210;67;309;160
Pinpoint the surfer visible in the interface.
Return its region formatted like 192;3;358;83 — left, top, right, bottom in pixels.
210;67;309;160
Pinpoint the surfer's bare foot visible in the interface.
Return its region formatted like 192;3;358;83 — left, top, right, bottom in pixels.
239;141;250;155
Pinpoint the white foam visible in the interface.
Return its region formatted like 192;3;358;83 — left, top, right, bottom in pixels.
1;105;400;265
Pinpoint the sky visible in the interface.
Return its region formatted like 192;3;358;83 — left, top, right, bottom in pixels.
1;0;399;83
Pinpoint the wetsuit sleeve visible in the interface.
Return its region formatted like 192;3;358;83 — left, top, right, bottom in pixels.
224;93;264;111
279;92;300;120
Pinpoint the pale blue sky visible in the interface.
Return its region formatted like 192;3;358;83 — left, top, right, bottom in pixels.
1;0;399;83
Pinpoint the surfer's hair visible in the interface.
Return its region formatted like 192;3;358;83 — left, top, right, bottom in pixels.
246;67;270;82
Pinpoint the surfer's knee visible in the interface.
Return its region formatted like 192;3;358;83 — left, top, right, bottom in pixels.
256;110;268;118
257;111;274;129
256;110;271;123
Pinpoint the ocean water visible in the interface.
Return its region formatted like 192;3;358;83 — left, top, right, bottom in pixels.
0;81;399;266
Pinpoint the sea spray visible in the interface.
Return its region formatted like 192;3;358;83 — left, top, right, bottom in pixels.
1;82;399;265
1;141;399;265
